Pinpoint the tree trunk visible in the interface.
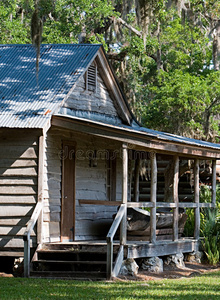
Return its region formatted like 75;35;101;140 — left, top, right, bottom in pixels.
213;20;220;71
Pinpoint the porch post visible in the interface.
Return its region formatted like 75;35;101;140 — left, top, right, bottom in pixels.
212;160;217;207
194;159;200;241
134;156;140;202
120;144;128;245
37;135;45;245
150;152;157;244
173;156;179;241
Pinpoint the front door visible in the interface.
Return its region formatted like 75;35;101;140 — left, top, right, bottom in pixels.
61;141;75;241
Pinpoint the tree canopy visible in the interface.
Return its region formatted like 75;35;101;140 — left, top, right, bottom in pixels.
1;0;220;141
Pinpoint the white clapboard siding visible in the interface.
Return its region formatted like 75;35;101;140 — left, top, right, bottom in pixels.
0;130;38;252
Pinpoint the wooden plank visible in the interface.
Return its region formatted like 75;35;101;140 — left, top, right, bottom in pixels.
0;251;24;256
212;160;217;206
79;199;122;206
127;239;199;259
107;204;126;242
0;236;36;248
194;159;200;240
112;245;124;278
0;178;37;185
179;203;197;208
0;218;29;226
127;202;154;208
0;195;36;204
0;167;37;177
107;240;113;280
173;156;179;241
0;146;37;159
0;205;34;217
0;186;37;195
0;159;37;168
150;152;157;244
0;226;36;236
199;203;215;208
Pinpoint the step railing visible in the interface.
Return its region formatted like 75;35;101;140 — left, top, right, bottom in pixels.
23;201;43;277
106;203;126;279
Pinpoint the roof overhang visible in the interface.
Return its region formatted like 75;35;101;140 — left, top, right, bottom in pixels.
52;115;220;159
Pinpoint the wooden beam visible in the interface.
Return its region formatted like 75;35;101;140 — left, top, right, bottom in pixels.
212;160;217;206
150;152;157;244
120;144;128;245
194;159;200;240
173;156;179;242
134;157;140;202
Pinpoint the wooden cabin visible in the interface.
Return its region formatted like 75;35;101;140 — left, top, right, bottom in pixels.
0;44;220;279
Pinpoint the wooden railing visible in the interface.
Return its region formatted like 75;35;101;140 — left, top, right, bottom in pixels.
106;204;126;279
23;201;43;277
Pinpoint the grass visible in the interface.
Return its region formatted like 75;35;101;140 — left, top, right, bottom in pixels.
1;272;220;300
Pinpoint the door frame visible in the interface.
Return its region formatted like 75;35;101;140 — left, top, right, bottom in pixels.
61;140;76;241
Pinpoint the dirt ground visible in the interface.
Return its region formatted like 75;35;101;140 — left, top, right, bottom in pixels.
1;262;220;281
116;262;220;282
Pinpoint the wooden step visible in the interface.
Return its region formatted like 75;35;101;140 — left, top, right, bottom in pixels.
34;259;106;265
30;270;106;280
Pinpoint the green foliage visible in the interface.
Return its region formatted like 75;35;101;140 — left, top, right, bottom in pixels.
184;185;220;265
201;208;220;265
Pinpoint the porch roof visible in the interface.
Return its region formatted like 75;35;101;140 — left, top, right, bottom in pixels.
52;114;220;159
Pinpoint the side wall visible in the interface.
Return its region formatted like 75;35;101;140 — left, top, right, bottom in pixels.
43;127;123;242
0;129;39;255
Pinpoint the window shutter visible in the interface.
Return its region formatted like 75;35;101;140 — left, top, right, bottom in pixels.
86;65;97;92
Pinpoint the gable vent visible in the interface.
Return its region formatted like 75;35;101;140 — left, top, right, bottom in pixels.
85;65;97;92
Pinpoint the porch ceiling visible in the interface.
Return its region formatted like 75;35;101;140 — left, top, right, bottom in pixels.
52;114;220;159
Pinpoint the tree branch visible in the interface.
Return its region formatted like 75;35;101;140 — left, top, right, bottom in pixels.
109;16;142;38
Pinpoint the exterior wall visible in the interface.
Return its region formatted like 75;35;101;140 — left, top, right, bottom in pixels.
43;127;123;242
0;129;39;254
61;62;122;124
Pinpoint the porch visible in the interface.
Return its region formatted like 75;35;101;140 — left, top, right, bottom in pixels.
23;139;217;279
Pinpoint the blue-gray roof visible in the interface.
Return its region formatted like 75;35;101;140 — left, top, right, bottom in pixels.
0;44;101;128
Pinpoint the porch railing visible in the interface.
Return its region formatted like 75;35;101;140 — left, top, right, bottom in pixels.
23;201;43;277
106;203;126;279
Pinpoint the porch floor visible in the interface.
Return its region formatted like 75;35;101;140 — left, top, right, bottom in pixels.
46;237;199;259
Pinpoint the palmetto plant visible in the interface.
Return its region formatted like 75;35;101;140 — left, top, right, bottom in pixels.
201;208;220;265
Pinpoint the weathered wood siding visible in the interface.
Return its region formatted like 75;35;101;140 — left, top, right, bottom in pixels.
63;63;121;121
43;129;62;243
0;129;39;254
43;127;123;241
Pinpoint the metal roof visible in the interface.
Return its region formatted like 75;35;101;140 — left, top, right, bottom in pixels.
0;44;101;128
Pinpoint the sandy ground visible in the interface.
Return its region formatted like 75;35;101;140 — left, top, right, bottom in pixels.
116;262;220;281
